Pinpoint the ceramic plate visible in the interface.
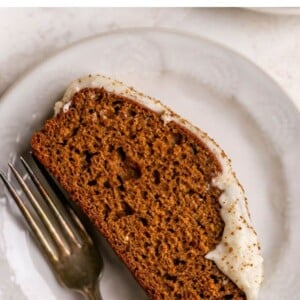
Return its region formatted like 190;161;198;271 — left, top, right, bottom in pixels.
0;28;299;300
246;7;300;15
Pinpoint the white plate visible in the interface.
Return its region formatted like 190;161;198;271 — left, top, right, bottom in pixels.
0;28;299;300
246;7;300;15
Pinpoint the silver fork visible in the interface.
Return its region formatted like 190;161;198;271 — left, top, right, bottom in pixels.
0;155;103;300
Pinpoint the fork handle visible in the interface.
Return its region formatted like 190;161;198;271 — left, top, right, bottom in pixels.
83;283;102;300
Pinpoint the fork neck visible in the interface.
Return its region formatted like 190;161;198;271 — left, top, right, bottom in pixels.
82;283;102;300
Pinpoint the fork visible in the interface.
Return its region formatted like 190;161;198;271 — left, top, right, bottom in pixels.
0;155;103;300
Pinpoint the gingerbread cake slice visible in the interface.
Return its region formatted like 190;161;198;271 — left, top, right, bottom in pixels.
31;75;263;300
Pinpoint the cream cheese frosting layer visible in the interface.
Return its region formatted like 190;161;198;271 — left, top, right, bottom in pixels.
55;74;263;300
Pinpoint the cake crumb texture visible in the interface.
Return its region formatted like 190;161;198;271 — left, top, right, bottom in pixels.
32;88;245;299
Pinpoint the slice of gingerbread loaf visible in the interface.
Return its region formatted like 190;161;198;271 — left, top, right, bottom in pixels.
31;75;263;300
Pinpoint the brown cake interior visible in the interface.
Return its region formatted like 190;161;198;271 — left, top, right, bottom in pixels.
31;88;245;299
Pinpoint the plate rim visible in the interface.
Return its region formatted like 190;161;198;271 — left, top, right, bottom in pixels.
246;7;300;16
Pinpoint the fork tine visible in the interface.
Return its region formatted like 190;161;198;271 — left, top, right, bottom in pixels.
8;163;71;255
68;208;93;244
0;172;58;263
20;155;82;247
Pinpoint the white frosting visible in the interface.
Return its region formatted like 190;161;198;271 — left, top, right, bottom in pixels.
55;74;166;116
55;74;263;299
